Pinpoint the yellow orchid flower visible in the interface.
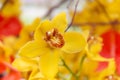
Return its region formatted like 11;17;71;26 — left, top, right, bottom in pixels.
18;12;86;79
80;35;115;80
86;36;113;61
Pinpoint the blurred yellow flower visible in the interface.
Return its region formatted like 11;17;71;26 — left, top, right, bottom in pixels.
14;18;40;50
12;57;38;72
86;36;113;61
1;0;21;17
12;57;41;80
0;37;17;62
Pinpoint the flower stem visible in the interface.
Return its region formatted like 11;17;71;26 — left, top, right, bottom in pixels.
61;58;78;80
77;54;86;77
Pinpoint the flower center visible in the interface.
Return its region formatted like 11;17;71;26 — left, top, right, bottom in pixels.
44;28;65;48
104;75;116;80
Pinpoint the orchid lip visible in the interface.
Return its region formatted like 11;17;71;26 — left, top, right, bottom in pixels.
44;28;65;48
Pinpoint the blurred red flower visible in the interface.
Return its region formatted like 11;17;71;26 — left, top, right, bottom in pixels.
97;29;120;75
0;14;22;40
0;61;21;80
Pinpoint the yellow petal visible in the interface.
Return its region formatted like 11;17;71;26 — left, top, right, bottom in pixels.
99;60;115;79
62;32;86;53
52;12;67;33
29;69;44;80
85;45;113;61
19;41;49;58
39;49;60;79
12;57;38;72
34;20;54;41
82;30;89;41
27;18;41;32
14;29;31;50
82;58;98;76
89;60;115;80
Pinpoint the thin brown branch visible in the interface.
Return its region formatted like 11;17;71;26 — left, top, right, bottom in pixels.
65;0;80;32
72;20;120;26
42;0;68;19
